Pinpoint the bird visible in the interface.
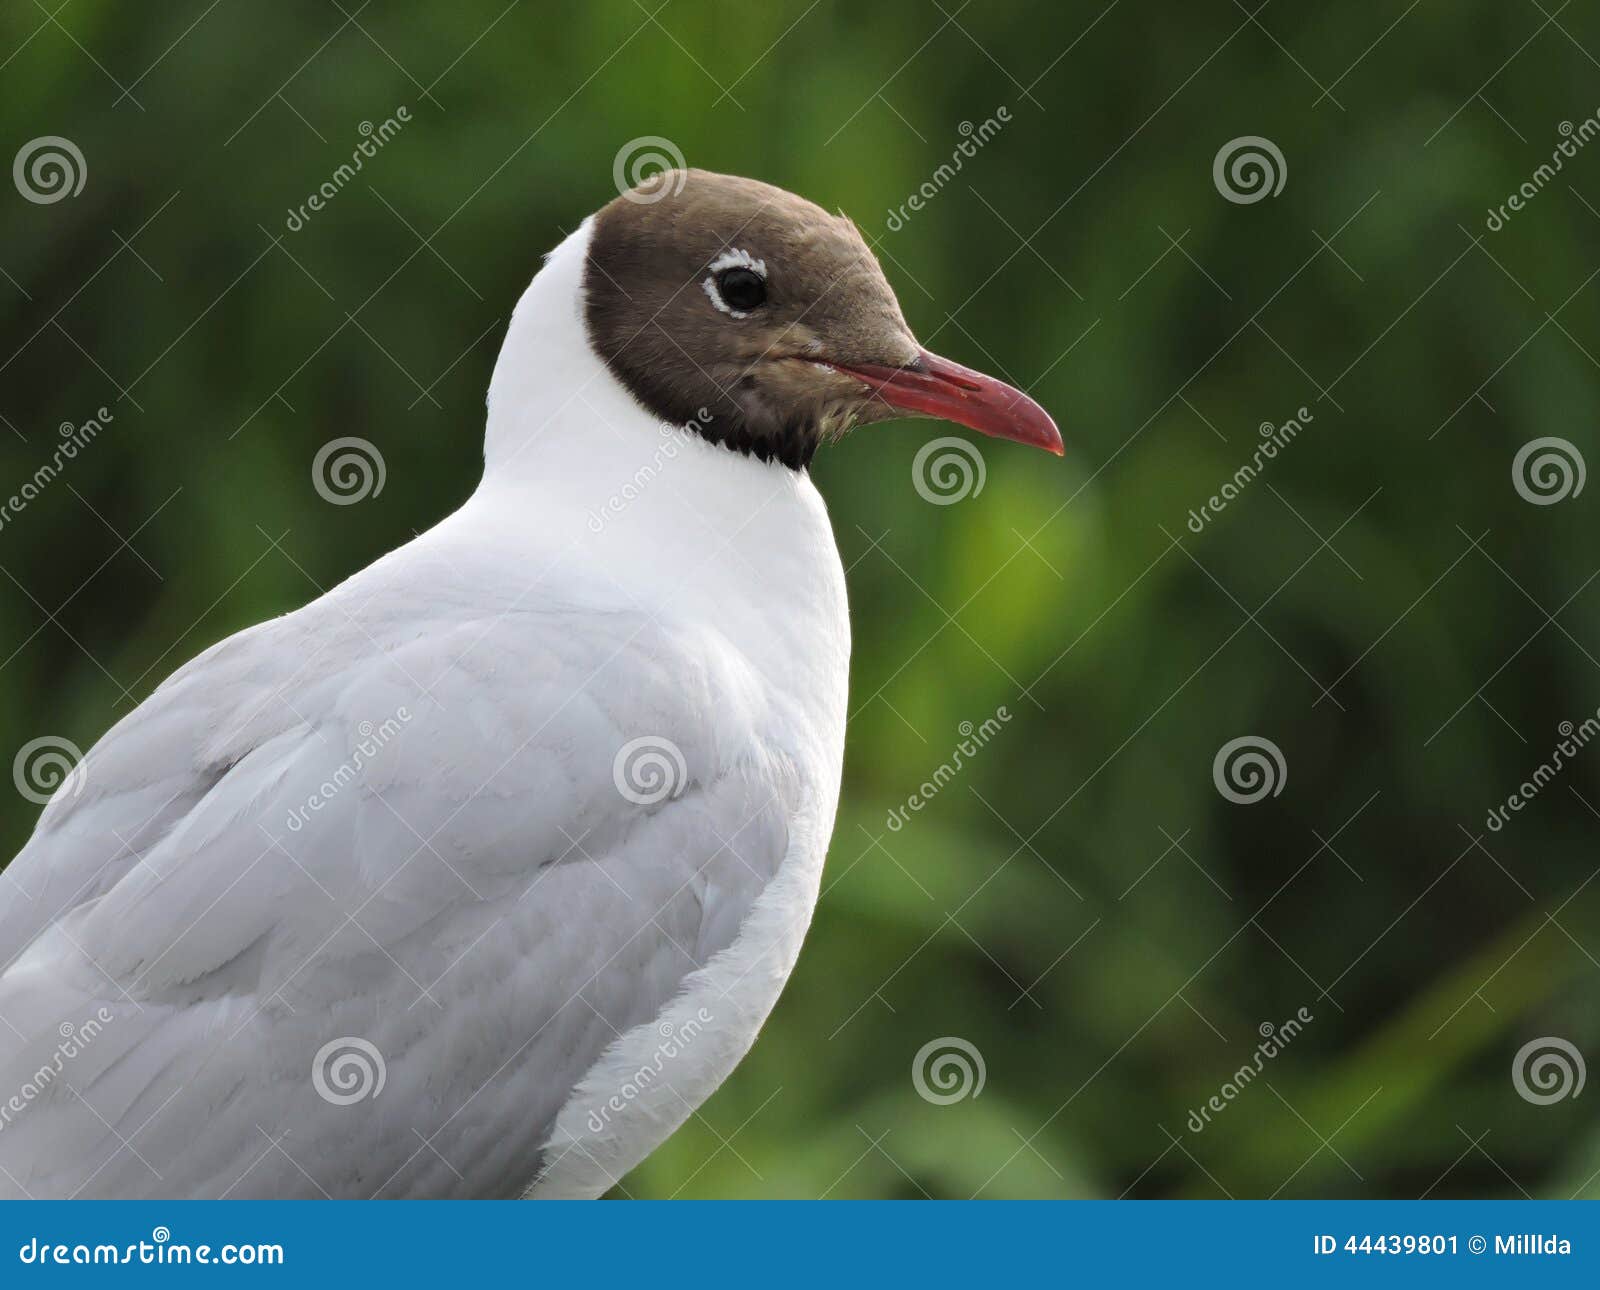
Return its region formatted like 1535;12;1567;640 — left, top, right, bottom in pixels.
0;168;1060;1199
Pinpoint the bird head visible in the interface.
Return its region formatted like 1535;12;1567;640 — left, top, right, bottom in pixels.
581;168;1061;471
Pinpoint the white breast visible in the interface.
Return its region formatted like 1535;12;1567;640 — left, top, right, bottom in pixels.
527;789;835;1198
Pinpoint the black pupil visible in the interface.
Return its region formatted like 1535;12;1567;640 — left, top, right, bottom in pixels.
717;267;766;312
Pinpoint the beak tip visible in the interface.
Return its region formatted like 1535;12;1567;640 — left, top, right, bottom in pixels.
1030;412;1065;457
1015;410;1064;457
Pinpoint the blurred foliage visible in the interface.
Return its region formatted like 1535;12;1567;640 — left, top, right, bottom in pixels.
2;1;1598;1199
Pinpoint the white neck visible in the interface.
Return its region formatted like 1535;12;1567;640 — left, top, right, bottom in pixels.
467;219;850;742
484;218;609;474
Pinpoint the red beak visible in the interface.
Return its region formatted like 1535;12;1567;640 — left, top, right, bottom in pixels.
827;348;1063;455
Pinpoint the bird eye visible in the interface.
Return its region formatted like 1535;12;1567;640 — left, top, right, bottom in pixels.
715;267;767;313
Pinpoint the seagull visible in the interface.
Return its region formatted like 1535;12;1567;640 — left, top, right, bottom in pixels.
0;168;1060;1199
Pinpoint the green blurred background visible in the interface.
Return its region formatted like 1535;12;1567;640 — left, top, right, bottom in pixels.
3;2;1598;1198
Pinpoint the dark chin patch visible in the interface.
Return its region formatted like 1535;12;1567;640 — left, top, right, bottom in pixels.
703;408;821;471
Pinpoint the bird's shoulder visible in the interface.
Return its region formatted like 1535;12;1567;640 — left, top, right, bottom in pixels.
1;548;791;982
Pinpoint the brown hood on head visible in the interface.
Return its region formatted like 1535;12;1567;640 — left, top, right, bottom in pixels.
582;168;1060;470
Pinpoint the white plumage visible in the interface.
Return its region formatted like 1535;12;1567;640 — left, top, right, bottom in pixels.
0;219;849;1198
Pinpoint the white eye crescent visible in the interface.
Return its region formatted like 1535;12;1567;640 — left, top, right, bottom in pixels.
703;248;767;318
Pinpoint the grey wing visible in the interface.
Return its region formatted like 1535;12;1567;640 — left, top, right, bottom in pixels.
0;605;793;1198
0;620;291;976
